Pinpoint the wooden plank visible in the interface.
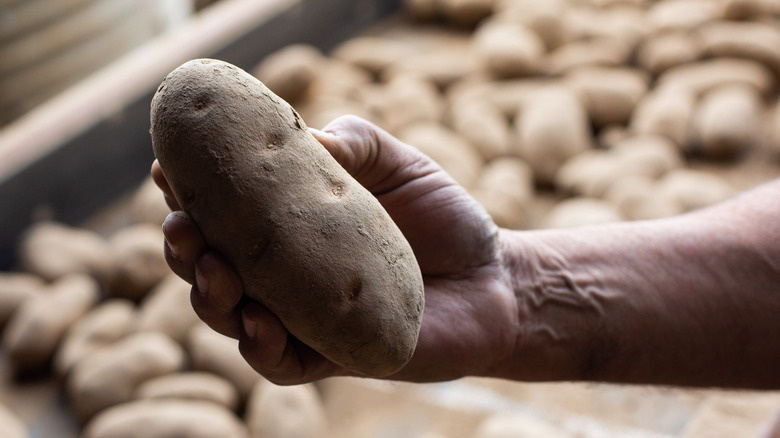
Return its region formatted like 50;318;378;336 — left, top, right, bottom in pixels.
0;0;401;269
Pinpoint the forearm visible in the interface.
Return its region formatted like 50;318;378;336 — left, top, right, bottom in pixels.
497;180;780;388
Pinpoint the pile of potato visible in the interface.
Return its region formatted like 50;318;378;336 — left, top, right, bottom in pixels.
257;0;780;230
2;0;780;436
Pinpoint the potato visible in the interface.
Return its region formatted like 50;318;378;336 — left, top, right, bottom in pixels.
604;175;684;221
556;150;622;198
133;274;199;344
67;332;185;420
543;37;631;75
365;73;446;133
107;224;168;301
636;31;703;76
54;299;136;378
151;59;424;377
515;86;593;184
18;221;110;282
130;176;171;225
245;381;327;438
0;403;26;438
134;372;239;412
448;95;511;160
82;399;249;438
332;36;417;77
698;21;780;76
630;84;696;148
722;0;780;19
0;272;44;331
691;84;762;160
646;0;723;33
251;44;324;103
306;59;372;102
2;273;99;374
564;5;648;46
656;169;736;213
543;198;623;229
186;323;263;400
657;58;775;98
564;66;649;127
471;157;534;229
494;0;569;50
473;21;545;78
438;0;496;27
475;414;573;438
384;48;480;90
611;135;683;178
396;122;483;189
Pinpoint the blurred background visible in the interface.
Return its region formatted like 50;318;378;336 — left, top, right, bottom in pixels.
1;0;779;437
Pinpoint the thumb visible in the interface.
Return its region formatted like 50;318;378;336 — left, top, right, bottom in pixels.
310;115;438;195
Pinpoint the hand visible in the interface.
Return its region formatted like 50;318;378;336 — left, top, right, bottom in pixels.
152;115;520;384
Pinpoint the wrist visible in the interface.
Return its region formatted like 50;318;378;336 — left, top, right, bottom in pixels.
489;228;612;382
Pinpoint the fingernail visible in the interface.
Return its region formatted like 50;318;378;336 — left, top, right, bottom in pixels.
165;239;180;259
242;310;257;340
195;262;208;296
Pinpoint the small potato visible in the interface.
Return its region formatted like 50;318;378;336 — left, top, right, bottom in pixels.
471;157;534;229
384;48;480;90
0;403;26;438
473;21;545;78
636;31;703;76
657;58;775;98
556;150;622;198
396;122;483;189
438;0;496;27
106;224;168;301
604;175;684;221
133;274;199;344
656;169;736;213
697;21;780;76
646;0;724;33
564;66;649;127
67;332;186;421
251;44;324;103
299;95;379;131
543;37;631;75
130;176;171;226
134;372;239;412
515;86;593;184
245;381;327;438
331;36;417;77
151;60;424;377
82;399;249;438
722;0;780;19
18;221;110;282
475;414;573;438
187;323;262;400
630;84;696;148
691;84;762;160
2;273;99;374
494;0;569;50
307;59;373;101
611;135;683;179
54;299;136;378
367;73;446;133
0;272;44;330
543;197;623;229
448;96;512;161
564;5;648;47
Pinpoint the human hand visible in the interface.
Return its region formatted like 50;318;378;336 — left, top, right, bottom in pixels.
152;115;520;384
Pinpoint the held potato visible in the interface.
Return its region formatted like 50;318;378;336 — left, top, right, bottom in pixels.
151;59;424;377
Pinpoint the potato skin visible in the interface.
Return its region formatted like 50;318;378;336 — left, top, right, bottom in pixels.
151;59;424;377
